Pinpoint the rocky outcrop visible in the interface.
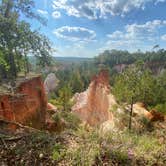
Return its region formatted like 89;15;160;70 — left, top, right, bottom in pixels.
44;73;59;96
72;70;116;127
129;103;165;122
132;103;152;118
0;76;47;130
149;110;165;121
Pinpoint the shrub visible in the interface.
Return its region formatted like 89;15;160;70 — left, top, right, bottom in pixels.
154;103;166;115
52;143;66;161
52;111;81;130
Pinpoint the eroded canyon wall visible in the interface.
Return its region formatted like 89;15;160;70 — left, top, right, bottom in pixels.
0;76;47;129
72;70;116;126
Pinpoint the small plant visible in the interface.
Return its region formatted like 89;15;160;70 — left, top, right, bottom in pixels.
52;111;81;130
109;104;118;113
52;143;66;161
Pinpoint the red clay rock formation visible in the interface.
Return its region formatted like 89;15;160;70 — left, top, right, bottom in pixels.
72;70;116;126
149;110;165;121
132;103;165;122
47;103;57;113
132;103;152;118
0;76;47;130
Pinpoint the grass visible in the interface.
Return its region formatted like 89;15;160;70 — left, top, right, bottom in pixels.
0;123;165;165
49;102;165;165
101;129;164;165
1;100;165;166
52;128;101;166
51;124;165;165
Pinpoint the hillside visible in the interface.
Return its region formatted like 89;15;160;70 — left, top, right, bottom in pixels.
1;0;166;165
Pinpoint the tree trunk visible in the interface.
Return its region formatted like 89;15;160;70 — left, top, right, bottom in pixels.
0;66;7;80
129;97;133;130
9;52;17;79
25;54;29;74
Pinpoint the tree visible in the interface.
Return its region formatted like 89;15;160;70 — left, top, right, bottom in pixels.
0;0;52;79
139;70;156;105
57;84;73;112
113;64;147;130
155;71;166;105
69;70;84;93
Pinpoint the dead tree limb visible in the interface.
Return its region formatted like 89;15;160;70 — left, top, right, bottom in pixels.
0;118;41;132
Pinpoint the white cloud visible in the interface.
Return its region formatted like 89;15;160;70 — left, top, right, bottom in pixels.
155;0;166;4
102;20;166;51
52;0;166;19
161;34;166;40
52;11;61;19
53;26;96;42
37;9;48;16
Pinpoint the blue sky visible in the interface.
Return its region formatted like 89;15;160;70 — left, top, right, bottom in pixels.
28;0;166;57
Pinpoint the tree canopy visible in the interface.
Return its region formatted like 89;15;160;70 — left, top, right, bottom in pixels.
0;0;52;80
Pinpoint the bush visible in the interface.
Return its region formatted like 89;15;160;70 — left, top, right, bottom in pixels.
52;111;81;130
154;103;166;115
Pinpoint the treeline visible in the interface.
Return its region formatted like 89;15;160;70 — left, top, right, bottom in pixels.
95;49;166;68
0;0;52;81
56;48;166;93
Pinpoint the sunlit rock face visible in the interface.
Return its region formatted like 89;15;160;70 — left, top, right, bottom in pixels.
127;103;165;122
72;70;116;126
0;76;47;130
44;73;59;96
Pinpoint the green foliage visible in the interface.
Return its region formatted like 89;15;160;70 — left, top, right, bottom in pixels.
56;61;98;94
104;130;162;165
52;110;81;130
56;84;73;112
69;70;84;93
64;129;101;166
154;103;166;114
113;63;157;106
0;0;52;79
112;63;159;130
95;49;166;68
155;71;166;105
52;143;66;161
0;50;9;70
139;70;156;105
139;116;153;131
109;150;130;165
50;127;164;165
113;63;143;103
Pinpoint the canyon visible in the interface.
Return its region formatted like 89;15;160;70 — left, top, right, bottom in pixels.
0;71;165;132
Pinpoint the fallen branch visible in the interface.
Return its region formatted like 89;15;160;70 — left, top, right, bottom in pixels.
3;135;29;141
0;118;41;132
